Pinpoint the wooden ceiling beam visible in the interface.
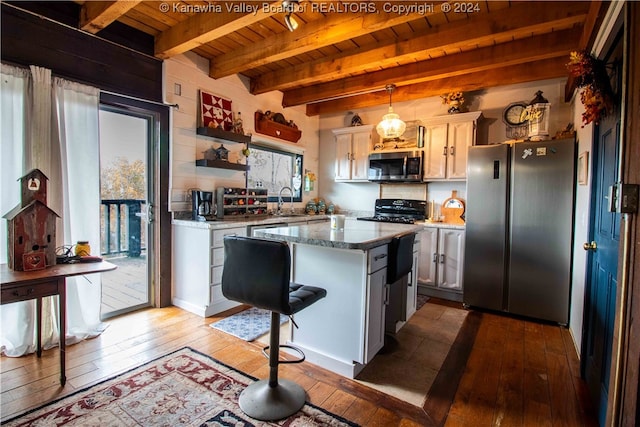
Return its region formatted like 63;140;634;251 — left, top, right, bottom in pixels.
209;8;435;79
283;28;581;107
305;57;570;116
79;0;142;34
252;1;589;95
154;1;281;59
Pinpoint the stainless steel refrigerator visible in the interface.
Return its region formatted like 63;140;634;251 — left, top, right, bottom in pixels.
463;138;575;324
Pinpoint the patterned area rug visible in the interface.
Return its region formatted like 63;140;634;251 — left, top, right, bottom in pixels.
211;307;288;341
3;347;357;427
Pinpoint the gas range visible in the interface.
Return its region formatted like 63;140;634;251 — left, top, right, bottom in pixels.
357;199;426;224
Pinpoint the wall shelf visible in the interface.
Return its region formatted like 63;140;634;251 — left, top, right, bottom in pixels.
195;159;249;171
254;111;302;143
196;127;251;144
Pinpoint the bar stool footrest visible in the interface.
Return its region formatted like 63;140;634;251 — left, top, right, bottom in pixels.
262;344;306;364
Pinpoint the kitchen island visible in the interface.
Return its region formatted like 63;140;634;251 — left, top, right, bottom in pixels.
255;220;422;378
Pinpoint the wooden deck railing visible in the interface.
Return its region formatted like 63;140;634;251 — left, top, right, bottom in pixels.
100;199;146;257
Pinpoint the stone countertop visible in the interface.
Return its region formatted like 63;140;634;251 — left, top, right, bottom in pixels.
172;214;329;230
254;221;423;250
172;215;464;231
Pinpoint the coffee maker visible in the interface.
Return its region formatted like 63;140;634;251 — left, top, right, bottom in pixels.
192;190;214;221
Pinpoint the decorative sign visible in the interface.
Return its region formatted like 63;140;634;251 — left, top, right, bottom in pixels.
200;91;233;131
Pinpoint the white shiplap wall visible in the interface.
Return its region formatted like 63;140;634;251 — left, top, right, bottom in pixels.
165;52;320;212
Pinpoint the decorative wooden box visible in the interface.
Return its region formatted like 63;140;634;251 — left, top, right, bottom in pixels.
254;111;302;143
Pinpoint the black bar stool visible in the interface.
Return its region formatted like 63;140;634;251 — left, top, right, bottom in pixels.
221;235;327;421
385;232;416;337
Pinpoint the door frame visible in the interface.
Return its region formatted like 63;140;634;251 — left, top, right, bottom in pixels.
610;3;640;425
585;2;640;425
100;92;171;309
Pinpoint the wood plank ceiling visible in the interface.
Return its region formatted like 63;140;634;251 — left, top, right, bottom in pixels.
76;0;605;115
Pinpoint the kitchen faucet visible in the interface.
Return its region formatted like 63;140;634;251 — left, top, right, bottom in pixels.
277;186;294;215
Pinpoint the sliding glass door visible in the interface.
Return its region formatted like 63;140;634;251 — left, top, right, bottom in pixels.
98;105;154;318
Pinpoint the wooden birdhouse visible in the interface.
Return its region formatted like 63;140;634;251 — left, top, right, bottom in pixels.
3;169;59;271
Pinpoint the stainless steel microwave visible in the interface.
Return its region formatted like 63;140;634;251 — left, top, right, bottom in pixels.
368;150;423;182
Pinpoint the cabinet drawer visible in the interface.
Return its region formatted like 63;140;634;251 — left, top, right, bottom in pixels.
368;245;388;273
212;265;223;285
211;284;226;304
212;227;247;247
212;247;225;267
1;281;58;303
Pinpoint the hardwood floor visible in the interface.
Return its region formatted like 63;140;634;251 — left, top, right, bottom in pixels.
0;299;598;426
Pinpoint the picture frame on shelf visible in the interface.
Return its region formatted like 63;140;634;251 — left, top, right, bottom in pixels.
200;90;233;131
578;151;589;185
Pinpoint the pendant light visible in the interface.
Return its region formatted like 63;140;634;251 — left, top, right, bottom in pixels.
376;84;406;140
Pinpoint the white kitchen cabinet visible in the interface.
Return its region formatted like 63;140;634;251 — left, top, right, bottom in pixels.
332;124;373;181
418;226;465;301
365;244;388;363
406;232;421;319
288;241;390;377
172;224;246;316
422;111;483;181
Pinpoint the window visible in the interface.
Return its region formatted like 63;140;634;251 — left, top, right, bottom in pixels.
245;144;302;202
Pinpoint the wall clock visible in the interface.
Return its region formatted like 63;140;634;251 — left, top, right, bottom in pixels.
502;102;528;126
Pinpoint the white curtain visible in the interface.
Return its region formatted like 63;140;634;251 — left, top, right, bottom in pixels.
52;77;106;343
25;65;52;176
0;65;106;357
0;64;35;356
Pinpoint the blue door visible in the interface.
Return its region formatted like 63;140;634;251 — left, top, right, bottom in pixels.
582;34;622;426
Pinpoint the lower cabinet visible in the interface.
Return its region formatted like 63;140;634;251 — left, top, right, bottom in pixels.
172;224;246;316
288;242;390;377
365;244;388;363
418;226;465;301
406;233;421;319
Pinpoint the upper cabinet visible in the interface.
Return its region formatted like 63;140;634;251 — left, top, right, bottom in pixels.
332;125;374;182
422;112;483;181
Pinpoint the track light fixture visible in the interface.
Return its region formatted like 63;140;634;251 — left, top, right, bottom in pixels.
285;13;298;31
283;0;300;32
376;84;406;140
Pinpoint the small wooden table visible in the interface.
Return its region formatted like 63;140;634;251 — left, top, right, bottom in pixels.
1;261;117;386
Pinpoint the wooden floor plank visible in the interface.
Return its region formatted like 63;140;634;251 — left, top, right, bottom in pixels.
493;318;525;426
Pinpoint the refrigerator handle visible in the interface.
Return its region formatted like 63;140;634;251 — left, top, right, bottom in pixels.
493;160;500;179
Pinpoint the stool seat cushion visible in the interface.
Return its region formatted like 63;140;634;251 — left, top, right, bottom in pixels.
288;283;327;315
